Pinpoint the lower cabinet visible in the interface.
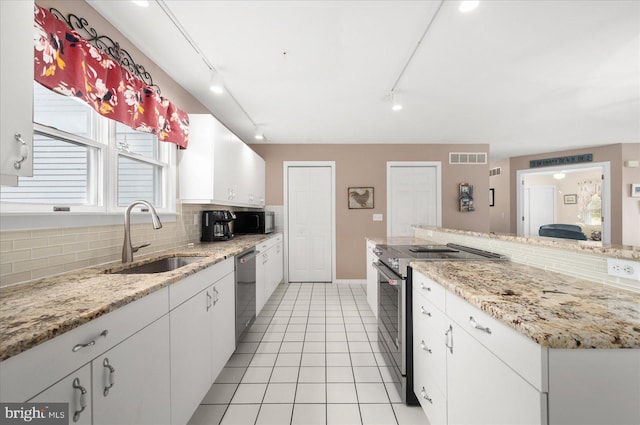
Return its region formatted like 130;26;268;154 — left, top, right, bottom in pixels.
365;240;378;318
256;234;284;315
30;365;92;425
211;273;236;380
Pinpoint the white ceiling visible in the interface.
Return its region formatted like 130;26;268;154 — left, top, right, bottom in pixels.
87;0;640;161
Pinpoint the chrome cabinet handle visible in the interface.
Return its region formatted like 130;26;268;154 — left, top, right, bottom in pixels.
102;358;116;396
206;291;212;311
213;287;219;304
72;378;87;422
420;387;433;403
72;330;108;352
420;340;432;354
420;283;431;292
420;306;431;317
445;325;453;354
13;133;29;170
469;316;492;334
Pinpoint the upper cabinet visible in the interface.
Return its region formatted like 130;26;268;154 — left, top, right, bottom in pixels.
179;114;265;207
1;0;34;185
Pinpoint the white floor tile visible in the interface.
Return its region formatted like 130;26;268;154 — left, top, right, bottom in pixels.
349;341;373;352
347;332;369;341
256;403;293;425
379;366;400;383
284;332;306;341
305;332;326;342
326;382;358;404
359;404;398;425
262;332;285;342
306;324;325;332
201;383;238;404
230;383;268;404
384;383;403;403
326;332;348;341
327;324;346;332
226;353;253;367
299;366;326;383
327;366;355;383
280;341;304;353
263;382;297;403
392;403;429;425
303;341;326;353
295;383;326;403
270;366;299;383
241;367;273;383
220;404;261;425
326;341;349;353
355;383;390;403
326;352;351;366
301;353;326;366
291;404;326;425
215;367;246;384
256;342;282;354
250;353;278;367
275;352;302;367
350;352;377;366
188;404;227;425
327;404;362;425
235;342;259;354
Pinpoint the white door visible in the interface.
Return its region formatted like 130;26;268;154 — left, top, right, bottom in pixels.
523;186;555;237
287;166;333;282
388;163;441;237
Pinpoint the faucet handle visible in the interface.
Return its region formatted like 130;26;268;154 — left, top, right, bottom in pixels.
132;243;151;253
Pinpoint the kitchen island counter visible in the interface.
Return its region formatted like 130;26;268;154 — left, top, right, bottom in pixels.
0;235;271;362
411;260;640;349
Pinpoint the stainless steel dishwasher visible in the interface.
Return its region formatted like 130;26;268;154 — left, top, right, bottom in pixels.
235;248;257;343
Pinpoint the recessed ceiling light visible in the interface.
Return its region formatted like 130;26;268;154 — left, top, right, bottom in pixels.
459;1;479;13
131;0;149;7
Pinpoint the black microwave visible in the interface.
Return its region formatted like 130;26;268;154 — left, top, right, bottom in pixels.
233;211;275;234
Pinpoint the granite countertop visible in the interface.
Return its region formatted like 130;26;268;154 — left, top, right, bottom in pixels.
411;260;640;349
0;235;273;362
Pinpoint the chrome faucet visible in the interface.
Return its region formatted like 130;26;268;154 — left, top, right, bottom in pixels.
122;200;163;263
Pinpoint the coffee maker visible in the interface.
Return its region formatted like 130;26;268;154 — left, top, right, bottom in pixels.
201;210;236;242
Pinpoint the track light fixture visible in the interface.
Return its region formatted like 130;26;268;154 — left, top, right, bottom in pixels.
254;126;265;141
209;69;225;94
391;91;403;111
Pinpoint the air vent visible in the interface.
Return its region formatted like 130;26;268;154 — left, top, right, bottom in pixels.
449;152;487;165
489;167;502;176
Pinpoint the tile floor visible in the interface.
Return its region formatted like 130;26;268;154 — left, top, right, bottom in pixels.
188;282;429;425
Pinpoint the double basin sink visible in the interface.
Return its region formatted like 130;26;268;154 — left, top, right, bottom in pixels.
108;256;208;274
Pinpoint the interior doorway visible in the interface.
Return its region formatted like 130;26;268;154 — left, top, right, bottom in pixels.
283;162;335;283
523;185;556;237
387;162;442;237
516;162;610;243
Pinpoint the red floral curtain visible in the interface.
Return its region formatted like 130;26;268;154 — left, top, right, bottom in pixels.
33;5;189;149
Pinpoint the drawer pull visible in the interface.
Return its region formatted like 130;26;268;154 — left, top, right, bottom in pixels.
72;377;87;422
469;316;492;334
72;329;108;352
445;325;453;354
103;357;116;396
420;387;433;403
420;306;431;317
206;291;213;311
420;340;432;354
420;283;432;292
13;133;29;170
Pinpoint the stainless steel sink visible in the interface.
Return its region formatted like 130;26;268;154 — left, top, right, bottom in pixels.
110;256;207;274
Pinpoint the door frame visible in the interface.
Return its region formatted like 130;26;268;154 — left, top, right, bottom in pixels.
523;185;557;237
283;161;336;284
386;161;442;237
516;161;611;243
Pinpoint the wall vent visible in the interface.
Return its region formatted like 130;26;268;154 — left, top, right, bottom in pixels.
449;152;488;165
489;167;502;176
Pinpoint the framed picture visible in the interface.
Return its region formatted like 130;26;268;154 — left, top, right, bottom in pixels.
564;194;577;204
632;184;640;198
348;187;374;209
489;188;495;207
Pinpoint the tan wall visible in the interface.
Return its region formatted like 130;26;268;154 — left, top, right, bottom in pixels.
621;144;640;246
489;158;511;234
251;144;491;280
509;143;640;246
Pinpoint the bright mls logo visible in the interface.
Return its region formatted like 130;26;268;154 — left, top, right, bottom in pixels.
0;403;67;425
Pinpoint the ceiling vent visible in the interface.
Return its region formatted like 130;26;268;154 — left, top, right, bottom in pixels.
449;152;487;165
489;167;502;176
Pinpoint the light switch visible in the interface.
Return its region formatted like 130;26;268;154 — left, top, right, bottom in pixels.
373;214;383;221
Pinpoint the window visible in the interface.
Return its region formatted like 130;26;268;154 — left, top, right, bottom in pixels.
0;82;175;214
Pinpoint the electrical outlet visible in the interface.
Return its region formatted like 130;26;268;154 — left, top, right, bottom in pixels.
607;258;640;281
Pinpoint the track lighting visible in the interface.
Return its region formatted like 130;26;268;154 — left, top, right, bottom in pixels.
131;0;149;7
254;126;265;141
391;91;403;111
459;1;479;13
209;69;225;94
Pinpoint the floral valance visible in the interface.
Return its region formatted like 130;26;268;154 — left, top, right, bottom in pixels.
33;5;189;149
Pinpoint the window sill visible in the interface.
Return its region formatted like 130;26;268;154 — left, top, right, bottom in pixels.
0;211;177;232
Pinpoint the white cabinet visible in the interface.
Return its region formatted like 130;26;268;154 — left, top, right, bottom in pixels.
30;365;92;425
365;240;378;318
169;258;236;425
92;316;171;425
1;0;33;185
256;234;283;315
179;114;265;207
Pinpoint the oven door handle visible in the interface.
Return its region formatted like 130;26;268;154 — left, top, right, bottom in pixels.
372;261;402;286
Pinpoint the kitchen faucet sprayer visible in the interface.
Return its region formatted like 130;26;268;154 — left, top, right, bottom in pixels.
122;200;162;263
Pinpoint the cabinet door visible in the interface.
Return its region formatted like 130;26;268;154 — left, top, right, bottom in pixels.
1;0;33;180
271;241;284;289
29;364;92;425
256;250;267;315
366;241;378;318
447;321;544;425
93;315;170;425
170;289;212;425
211;273;236;381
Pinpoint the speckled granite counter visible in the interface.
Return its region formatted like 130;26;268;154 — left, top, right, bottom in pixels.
411;260;640;349
0;235;272;362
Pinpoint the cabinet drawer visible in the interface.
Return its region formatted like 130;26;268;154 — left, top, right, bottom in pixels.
446;292;547;391
0;287;169;402
413;295;447;394
413;369;447;425
412;271;446;311
169;257;234;310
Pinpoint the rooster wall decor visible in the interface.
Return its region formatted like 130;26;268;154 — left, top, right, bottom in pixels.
348;187;374;209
